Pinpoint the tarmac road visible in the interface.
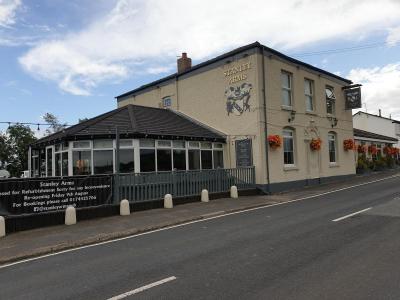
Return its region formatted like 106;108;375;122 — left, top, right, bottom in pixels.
1;175;400;299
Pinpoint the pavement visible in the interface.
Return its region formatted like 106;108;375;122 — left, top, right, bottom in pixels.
0;170;399;266
1;170;400;299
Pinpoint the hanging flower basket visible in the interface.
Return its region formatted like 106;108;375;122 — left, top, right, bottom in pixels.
268;135;282;149
357;144;366;154
343;139;354;151
368;145;377;155
310;138;322;151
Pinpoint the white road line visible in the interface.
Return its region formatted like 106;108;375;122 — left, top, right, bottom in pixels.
0;173;399;270
332;207;372;222
107;276;177;300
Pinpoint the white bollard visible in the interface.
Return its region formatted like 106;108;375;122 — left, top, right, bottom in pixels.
65;206;77;225
201;189;209;202
230;185;238;199
164;194;173;209
0;216;5;238
120;199;130;216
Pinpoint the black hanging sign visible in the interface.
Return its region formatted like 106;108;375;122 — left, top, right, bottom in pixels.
344;87;362;109
0;175;112;215
235;139;253;167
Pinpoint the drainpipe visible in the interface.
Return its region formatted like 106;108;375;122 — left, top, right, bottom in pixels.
260;46;271;193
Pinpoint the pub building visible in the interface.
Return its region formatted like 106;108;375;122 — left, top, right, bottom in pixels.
29;42;362;193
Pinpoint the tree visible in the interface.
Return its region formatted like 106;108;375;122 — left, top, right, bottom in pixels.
4;125;37;177
78;117;89;123
42;113;67;135
0;131;9;169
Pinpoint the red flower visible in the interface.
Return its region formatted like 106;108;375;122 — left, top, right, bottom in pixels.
357;144;366;154
268;135;282;149
368;145;377;155
310;138;322;151
343;139;354;151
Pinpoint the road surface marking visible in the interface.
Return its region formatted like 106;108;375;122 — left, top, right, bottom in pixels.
0;173;399;270
107;276;177;300
332;207;372;222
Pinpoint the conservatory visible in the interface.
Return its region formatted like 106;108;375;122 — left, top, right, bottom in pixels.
29;105;226;177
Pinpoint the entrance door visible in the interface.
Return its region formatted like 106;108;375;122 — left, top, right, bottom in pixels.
304;129;321;181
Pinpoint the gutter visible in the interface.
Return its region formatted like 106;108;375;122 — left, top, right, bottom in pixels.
260;46;271;193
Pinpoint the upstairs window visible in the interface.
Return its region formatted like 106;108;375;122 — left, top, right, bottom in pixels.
325;86;336;115
304;79;314;112
281;71;292;107
162;97;172;108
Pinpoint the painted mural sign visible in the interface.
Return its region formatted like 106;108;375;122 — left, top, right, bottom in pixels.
225;83;253;116
0;175;112;215
224;62;252;84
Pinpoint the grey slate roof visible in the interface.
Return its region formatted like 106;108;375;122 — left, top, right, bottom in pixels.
116;41;352;100
353;128;398;142
32;105;226;147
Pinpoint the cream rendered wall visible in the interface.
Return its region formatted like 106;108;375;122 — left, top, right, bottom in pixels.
117;49;356;187
118;80;177;110
117;50;268;185
264;55;355;184
176;52;267;185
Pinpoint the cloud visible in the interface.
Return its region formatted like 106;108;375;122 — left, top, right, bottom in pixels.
0;0;21;27
348;63;400;119
386;26;400;46
19;0;400;95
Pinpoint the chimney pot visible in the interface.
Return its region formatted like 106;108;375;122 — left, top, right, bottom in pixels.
379;109;382;117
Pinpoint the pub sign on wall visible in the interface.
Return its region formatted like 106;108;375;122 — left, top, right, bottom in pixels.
344;86;362;110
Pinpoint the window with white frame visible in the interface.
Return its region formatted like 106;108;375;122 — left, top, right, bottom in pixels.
93;140;113;174
139;139;156;172
188;141;201;170
281;71;292;107
328;133;337;163
283;129;295;166
213;143;224;169
46;147;53;177
304;79;314;112
156;140;172;172
72;141;92;175
162;97;172;108
172;140;186;171
200;142;213;169
119;139;134;173
325;86;336;115
54;142;69;176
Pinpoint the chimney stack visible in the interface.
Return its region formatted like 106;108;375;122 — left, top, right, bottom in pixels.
379;109;382;117
177;52;192;73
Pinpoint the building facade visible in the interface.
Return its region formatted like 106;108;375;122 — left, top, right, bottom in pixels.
353;111;400;148
116;42;359;192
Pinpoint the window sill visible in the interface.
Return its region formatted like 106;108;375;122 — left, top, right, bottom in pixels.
281;105;293;111
305;111;317;116
329;163;339;168
326;113;336;118
284;165;299;171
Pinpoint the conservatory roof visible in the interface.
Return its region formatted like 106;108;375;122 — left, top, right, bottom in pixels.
32;105;226;147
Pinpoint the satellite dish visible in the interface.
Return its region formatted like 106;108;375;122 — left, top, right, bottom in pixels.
0;169;10;179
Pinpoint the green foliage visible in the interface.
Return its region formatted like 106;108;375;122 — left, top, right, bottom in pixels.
373;157;386;171
0;125;37;177
78;118;89;123
356;156;369;173
42;113;67;136
384;156;395;168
